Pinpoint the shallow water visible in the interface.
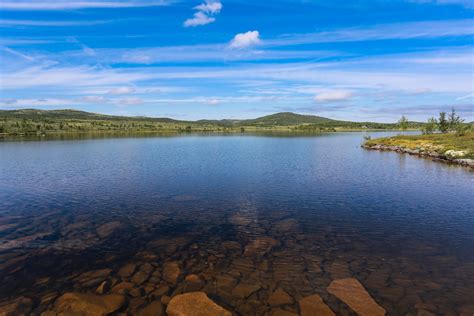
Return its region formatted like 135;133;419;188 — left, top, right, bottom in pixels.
0;132;473;315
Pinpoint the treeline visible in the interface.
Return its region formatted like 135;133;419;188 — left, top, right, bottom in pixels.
0;118;223;135
397;108;471;136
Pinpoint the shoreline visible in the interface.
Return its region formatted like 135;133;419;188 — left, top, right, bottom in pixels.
362;143;474;169
0;129;411;140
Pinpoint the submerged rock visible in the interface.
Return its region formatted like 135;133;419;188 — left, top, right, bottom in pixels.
163;262;180;284
268;288;294;306
111;281;134;294
138;301;164;316
131;270;150;285
244;237;279;256
118;263;136;278
298;294;335;316
96;221;123;238
53;292;125;315
231;282;261;299
0;296;33;316
166;292;231;316
270;308;298;316
327;278;385;316
74;269;112;287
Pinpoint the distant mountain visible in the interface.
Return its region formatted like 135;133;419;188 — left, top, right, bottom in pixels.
1;109;419;135
240;112;337;126
0;109;338;125
0;109;184;123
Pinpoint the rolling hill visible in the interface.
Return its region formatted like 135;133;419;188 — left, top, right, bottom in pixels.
0;109;417;135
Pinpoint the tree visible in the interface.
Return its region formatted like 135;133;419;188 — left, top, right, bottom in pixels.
398;115;409;131
448;108;464;132
422;117;437;134
438;111;448;133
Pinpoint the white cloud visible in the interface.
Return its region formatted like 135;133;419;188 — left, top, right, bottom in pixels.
108;86;136;95
0;1;171;10
0;65;154;90
456;93;474;101
229;31;261;49
2;47;35;61
0;98;18;105
195;0;222;13
314;90;353;102
183;12;216;27
78;95;108;103
184;0;222;27
204;98;221;105
0;19;111;27
117;97;143;106
408;0;474;9
266;20;474;47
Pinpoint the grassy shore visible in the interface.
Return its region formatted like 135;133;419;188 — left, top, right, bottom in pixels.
364;132;474;160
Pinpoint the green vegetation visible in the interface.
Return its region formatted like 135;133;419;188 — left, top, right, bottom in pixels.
0;109;422;136
398;115;409;131
365;132;474;159
366;109;473;160
421;108;468;136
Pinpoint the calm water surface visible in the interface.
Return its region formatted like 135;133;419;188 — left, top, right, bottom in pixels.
0;132;473;315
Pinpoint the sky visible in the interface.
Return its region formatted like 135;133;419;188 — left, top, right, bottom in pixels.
0;0;473;122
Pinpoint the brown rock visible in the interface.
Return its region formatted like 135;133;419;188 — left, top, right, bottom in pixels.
151;285;170;298
268;288;294;306
131;270;150;285
222;241;242;251
75;269;112;287
299;294;335;316
161;295;171;305
184;274;204;292
117;263;136;278
111;282;135;294
140;263;154;273
138;301;164;316
129;297;147;310
326;262;351;279
215;274;237;291
185;274;200;283
163;262;180;284
417;310;436;316
0;296;33;316
130;287;144;297
96;221;123;238
166;292;231;316
270;308;298;316
273;219;299;233
231;283;261;299
244;237;279;256
54;292;125;315
327;278;385;316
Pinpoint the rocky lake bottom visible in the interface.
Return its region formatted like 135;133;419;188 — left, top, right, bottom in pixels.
0;133;473;315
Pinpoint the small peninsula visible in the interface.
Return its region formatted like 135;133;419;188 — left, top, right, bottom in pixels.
363;132;474;168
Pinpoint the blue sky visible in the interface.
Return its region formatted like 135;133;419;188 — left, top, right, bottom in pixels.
0;0;473;122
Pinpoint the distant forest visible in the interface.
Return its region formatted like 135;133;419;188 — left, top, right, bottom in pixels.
0;109;446;136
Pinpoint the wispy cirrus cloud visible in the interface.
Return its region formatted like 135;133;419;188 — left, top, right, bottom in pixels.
184;0;222;27
314;90;353;102
108;86;136;95
407;0;474;9
267;19;474;46
0;1;172;11
0;19;112;27
2;47;35;61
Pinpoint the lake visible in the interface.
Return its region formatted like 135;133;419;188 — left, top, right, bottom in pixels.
0;132;473;315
